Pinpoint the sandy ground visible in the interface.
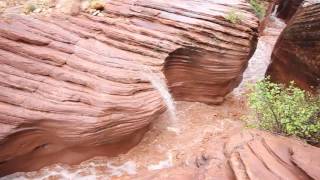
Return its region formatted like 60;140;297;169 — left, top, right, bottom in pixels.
0;0;106;16
1;11;286;180
0;0;53;15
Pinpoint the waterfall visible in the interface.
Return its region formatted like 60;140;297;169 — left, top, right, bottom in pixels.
272;5;279;16
142;68;177;121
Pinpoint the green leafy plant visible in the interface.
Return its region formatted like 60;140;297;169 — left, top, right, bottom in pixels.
224;11;243;24
249;0;266;19
247;78;320;144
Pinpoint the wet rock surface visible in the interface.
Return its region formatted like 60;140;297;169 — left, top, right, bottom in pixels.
1;0;320;179
126;129;320;180
267;0;320;91
276;0;304;23
0;0;259;176
2;10;288;179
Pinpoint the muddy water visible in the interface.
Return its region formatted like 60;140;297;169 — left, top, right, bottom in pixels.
2;17;285;180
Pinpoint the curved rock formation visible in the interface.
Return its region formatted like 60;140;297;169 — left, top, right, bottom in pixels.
225;130;320;180
126;130;320;180
266;0;320;91
163;11;258;104
0;0;258;176
0;13;166;176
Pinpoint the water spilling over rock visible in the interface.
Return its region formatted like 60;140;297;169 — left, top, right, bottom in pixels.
142;69;177;122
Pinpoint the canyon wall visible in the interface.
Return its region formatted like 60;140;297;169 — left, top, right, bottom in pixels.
267;0;320;91
276;0;304;22
0;0;258;175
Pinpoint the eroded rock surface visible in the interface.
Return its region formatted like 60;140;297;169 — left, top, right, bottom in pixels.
163;8;258;104
0;0;259;176
276;0;304;23
127;130;320;180
266;0;320;91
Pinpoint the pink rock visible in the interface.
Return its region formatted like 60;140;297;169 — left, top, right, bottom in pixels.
0;0;258;175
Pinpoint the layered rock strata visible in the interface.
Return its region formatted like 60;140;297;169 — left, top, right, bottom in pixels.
0;0;258;175
163;5;259;104
267;0;320;91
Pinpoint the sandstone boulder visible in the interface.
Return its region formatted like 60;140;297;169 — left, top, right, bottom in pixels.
55;0;81;15
266;0;320;92
0;0;258;175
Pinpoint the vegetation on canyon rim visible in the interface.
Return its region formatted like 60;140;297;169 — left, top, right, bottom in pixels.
249;0;266;19
247;78;320;144
224;11;243;24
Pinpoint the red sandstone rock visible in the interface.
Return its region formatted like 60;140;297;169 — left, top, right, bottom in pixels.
56;0;81;15
163;7;259;104
276;0;303;23
0;0;258;176
266;0;320;91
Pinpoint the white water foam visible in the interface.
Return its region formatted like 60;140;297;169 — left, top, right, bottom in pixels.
147;152;173;171
141;68;180;134
2;161;137;180
106;161;137;177
143;70;177;119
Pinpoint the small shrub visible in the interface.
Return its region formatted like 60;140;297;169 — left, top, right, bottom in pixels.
24;3;37;14
247;78;320;144
224;11;242;24
90;0;105;11
249;0;266;19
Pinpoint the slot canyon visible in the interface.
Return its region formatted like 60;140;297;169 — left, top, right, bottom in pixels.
0;0;319;179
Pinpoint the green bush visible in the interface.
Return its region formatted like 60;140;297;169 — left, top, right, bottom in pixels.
224;11;243;24
247;78;320;144
249;0;266;19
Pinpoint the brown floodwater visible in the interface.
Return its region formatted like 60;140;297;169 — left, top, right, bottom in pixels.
2;16;285;180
